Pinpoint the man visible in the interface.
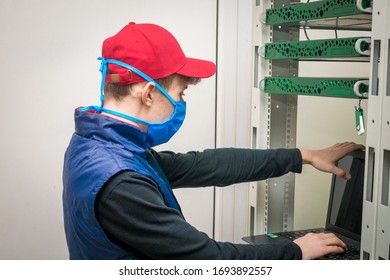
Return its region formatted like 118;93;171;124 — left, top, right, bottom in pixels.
63;22;364;260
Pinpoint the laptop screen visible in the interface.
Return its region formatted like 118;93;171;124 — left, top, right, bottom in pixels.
326;150;365;241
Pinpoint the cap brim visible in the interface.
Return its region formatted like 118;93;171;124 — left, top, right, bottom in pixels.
176;58;216;78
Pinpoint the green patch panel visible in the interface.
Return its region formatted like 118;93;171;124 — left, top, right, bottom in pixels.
264;37;370;60
263;77;369;99
266;0;372;30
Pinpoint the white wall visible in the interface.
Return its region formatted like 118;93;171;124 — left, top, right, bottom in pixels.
0;0;217;260
214;0;253;244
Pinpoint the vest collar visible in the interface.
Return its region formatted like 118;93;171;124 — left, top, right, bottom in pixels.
74;107;148;155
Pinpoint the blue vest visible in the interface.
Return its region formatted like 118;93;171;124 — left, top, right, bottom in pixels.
62;108;182;259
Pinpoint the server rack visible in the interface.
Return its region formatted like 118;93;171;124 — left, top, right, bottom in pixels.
250;0;389;259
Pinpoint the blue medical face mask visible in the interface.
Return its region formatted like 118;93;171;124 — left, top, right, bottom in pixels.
82;57;186;147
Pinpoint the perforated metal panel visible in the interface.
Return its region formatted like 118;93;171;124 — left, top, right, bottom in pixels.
264;77;369;98
265;37;370;60
266;0;371;26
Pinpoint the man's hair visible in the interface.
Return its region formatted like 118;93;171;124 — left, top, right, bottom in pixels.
104;74;201;101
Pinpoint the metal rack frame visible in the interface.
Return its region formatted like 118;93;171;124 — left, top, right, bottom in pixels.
250;0;389;259
250;0;299;236
360;0;390;260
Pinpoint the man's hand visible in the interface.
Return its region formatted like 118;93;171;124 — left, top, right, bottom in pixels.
293;232;347;260
299;142;365;180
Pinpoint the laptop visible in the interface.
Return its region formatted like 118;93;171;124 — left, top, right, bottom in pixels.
243;149;365;260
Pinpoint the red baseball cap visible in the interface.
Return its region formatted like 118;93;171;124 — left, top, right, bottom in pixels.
102;22;216;85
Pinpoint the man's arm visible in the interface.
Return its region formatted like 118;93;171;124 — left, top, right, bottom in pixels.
155;142;364;188
153;148;302;188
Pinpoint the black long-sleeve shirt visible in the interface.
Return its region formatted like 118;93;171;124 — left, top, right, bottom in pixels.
95;148;303;259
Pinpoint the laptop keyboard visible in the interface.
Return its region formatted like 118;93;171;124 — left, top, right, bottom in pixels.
279;229;323;241
278;230;360;260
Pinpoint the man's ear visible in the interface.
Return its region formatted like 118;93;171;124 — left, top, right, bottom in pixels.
140;82;156;106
